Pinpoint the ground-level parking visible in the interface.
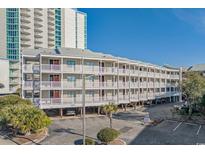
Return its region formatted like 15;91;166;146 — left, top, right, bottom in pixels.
130;119;205;145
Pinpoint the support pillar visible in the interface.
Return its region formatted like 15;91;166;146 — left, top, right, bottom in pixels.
59;108;63;118
80;107;83;117
98;107;101;115
125;104;127;111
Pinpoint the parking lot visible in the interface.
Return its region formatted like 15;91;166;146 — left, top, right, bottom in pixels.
130;119;205;145
1;102;205;145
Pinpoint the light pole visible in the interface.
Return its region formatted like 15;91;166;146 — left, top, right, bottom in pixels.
82;73;95;145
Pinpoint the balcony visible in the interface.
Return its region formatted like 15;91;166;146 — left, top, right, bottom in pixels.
10;72;19;77
100;81;117;89
41;64;61;72
130;94;139;100
23;64;40;73
39;96;117;109
139;93;147;100
139;71;147;77
63;65;82;73
147;93;155;99
83;66;100;74
139;82;147;88
100;67;117;74
148;72;154;78
119;95;129;101
155;73;161;78
41;81;61;89
147;82;154;88
160;82;166;87
118;82;129;89
130;82;138;88
119;69;129;75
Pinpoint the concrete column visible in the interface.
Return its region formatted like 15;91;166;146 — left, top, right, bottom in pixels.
59;108;63;118
125;104;127;111
98;107;101;115
80;107;83;117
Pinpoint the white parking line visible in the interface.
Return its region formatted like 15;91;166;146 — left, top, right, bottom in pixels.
196;125;201;136
173;122;182;131
184;122;198;126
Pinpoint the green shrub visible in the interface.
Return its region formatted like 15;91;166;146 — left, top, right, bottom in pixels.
85;138;95;145
0;95;32;110
97;127;120;144
0;104;52;134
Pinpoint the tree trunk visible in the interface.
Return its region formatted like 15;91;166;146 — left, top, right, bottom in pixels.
109;114;113;128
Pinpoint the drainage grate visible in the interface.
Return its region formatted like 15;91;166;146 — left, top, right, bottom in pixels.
119;127;133;133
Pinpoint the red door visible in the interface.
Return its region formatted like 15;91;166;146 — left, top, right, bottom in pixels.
50;90;61;98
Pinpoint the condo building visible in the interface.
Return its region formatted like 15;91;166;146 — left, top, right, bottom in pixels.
0;8;87;92
22;48;182;113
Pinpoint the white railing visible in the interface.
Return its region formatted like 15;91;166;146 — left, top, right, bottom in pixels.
148;72;154;78
139;82;147;88
41;64;61;72
160;82;166;87
155;73;161;78
101;67;117;74
147;82;154;88
139;93;147;100
155;82;160;88
118;82;129;88
23;81;33;88
119;69;129;75
83;65;100;74
63;81;83;89
130;82;138;88
63;64;82;73
130;94;139;100
41;81;61;89
119;95;129;100
139;71;147;77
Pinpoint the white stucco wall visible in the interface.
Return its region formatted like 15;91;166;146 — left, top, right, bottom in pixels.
0;59;10;94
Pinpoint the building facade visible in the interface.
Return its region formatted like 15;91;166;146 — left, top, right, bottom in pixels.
0;58;10;94
0;8;87;92
21;48;182;111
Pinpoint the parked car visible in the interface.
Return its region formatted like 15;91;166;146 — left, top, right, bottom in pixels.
64;110;76;116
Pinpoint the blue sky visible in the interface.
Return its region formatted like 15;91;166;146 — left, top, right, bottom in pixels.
79;8;205;67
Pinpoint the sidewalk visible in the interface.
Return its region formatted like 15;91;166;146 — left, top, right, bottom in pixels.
0;135;16;145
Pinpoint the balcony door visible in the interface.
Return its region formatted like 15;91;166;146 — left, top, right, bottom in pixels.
50;59;60;65
50;90;61;98
49;75;60;81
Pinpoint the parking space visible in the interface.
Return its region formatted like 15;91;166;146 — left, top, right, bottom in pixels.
130;119;205;145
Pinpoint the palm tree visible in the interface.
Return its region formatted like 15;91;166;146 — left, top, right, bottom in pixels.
102;102;118;128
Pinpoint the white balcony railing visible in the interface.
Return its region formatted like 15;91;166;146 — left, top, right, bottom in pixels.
41;81;61;89
41;64;61;72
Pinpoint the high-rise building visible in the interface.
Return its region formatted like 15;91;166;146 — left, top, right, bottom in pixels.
0;8;87;92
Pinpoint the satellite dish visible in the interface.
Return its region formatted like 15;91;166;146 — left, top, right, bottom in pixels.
0;83;5;88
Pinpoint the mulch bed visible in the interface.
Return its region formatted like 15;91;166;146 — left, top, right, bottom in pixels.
108;139;126;145
9;128;48;145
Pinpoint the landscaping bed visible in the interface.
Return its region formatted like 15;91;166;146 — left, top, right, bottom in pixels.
8;128;48;145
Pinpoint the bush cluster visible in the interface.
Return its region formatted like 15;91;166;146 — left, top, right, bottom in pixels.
97;127;120;143
0;95;51;135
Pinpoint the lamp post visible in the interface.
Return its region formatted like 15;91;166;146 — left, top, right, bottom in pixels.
82;73;95;145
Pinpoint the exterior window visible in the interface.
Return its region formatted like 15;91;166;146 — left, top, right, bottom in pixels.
67;60;76;67
55;8;61;48
6;8;19;61
68;91;76;98
67;76;76;82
